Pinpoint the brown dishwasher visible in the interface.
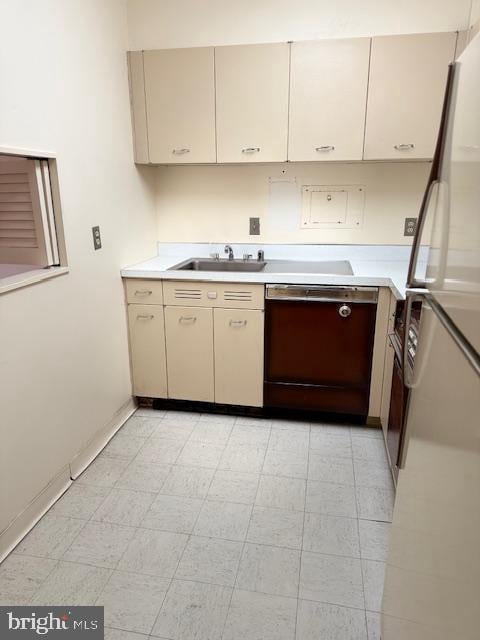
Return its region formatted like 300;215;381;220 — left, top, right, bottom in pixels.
264;285;378;419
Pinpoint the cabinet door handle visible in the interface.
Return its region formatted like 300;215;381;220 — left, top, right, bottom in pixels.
137;314;154;320
179;316;196;323
242;147;260;154
338;305;352;318
230;319;247;327
394;143;415;151
172;148;190;155
135;290;153;296
315;145;335;152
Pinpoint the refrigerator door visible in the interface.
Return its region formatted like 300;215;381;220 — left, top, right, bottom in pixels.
426;34;480;353
382;298;480;640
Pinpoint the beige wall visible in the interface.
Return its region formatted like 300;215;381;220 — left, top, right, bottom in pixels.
0;1;157;536
127;0;471;49
155;162;431;245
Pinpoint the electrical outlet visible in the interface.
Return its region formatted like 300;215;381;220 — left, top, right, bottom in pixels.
404;217;417;237
92;225;102;250
249;217;260;235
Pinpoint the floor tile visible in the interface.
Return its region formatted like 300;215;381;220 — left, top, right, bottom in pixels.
152;579;231;640
63;521;135;568
142;494;203;533
97;570;169;634
103;433;147;460
350;425;383;439
296;599;368;640
49;484;111;520
299;551;364;609
359;520;391;561
104;628;147;640
14;514;85;560
247;506;304;549
136;436;185;465
255;475;305;511
303;513;360;557
121;416;162;438
356;486;394;522
309;431;352;457
135;407;166;418
118;529;188;578
271;419;310;434
115;460;171;493
219;443;266;473
151;422;195;442
194;500;251;541
33;561;111;605
161;465;215;498
228;424;271;448
189;421;233;444
306;480;357;517
352;436;388;463
308;454;354;484
236;543;300;598
207;470;259;504
0;555;57;605
268;429;309;455
222;589;296;640
175;536;243;587
362;559;386;612
310;422;352;435
198;413;236;425
77;456;130;488
262;448;308;479
353;459;392;488
176;440;224;468
366;611;381;640
92;489;156;527
162;411;201;425
235;416;272;428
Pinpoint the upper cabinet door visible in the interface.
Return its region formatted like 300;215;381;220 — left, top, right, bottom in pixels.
143;48;216;163
364;32;457;160
288;39;370;162
215;43;290;163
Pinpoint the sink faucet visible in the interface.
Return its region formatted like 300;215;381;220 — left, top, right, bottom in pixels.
224;245;234;261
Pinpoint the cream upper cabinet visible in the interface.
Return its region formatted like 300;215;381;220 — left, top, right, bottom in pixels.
164;306;214;402
288;38;370;162
214;308;264;407
215;43;290;162
364;32;457;160
128;304;167;398
143;47;216;163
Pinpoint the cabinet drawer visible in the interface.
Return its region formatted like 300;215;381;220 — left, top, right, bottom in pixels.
125;279;163;305
163;281;264;309
164;306;214;402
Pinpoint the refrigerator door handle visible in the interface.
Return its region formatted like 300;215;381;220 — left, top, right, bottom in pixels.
406;180;439;289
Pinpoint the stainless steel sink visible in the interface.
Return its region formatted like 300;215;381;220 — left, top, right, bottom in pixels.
169;258;267;272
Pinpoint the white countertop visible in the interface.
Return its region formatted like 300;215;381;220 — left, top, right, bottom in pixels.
121;243;426;299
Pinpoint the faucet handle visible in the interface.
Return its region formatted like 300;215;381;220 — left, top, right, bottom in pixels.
210;252;220;260
243;253;252;261
257;249;265;261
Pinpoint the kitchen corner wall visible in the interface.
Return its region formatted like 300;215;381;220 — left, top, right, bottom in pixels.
127;0;471;247
0;0;157;546
154;162;431;245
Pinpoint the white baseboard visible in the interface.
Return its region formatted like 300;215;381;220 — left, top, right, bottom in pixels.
0;465;71;563
69;397;136;479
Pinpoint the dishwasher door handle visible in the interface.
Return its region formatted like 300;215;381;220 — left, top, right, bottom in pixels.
338;304;352;318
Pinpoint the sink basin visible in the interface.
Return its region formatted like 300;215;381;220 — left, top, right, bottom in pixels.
169;258;267;272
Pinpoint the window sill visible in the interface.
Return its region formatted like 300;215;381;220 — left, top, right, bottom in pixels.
0;266;69;295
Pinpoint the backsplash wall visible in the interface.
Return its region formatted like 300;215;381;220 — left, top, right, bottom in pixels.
155;161;431;245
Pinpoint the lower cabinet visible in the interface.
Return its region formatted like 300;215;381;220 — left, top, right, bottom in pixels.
164;306;214;402
127;304;167;398
214;308;264;407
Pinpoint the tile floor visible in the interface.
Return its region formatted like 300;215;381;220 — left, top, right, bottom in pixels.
0;408;395;640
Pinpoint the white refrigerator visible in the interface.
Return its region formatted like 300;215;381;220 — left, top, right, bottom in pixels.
381;34;480;640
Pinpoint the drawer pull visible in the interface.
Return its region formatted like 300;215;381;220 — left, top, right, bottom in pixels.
315;145;335;152
172;148;190;155
179;316;197;323
135;289;153;296
230;319;247;327
242;147;260;154
394;143;415;151
338;304;352;318
137;314;154;320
